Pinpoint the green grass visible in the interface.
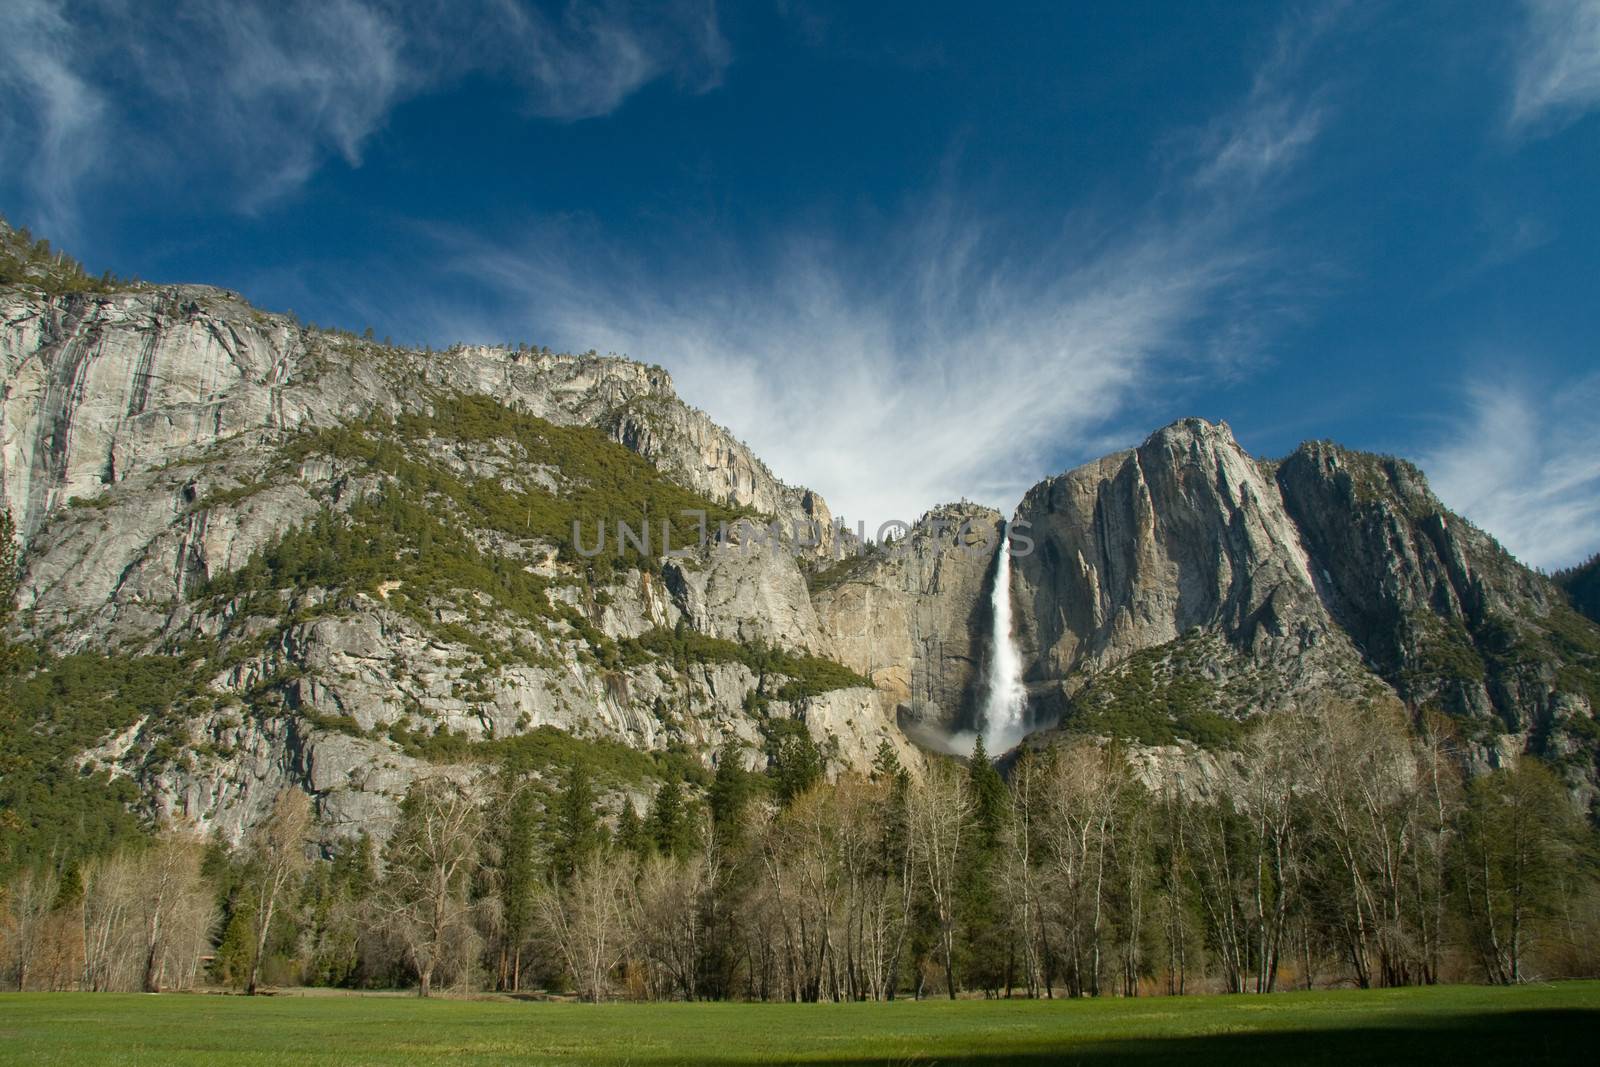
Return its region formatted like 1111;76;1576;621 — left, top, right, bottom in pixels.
1;983;1596;1065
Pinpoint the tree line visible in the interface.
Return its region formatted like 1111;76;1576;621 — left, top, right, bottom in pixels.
2;697;1596;999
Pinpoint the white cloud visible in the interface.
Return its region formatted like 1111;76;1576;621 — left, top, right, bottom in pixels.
1;2;1340;536
490;0;731;119
422;22;1335;533
1188;1;1344;191
1421;373;1600;571
120;0;409;206
1193;98;1323;191
0;0;729;224
439;206;1253;532
1509;0;1600;134
0;0;106;239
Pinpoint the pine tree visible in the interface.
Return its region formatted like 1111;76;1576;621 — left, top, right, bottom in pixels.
709;749;754;848
214;901;256;990
968;737;1007;850
497;784;540;990
767;720;824;807
337;831;376;897
549;763;600;883
871;739;904;784
649;776;697;859
615;798;649;857
960;736;1010;995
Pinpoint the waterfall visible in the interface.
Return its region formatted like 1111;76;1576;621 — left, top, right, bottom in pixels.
980;523;1028;753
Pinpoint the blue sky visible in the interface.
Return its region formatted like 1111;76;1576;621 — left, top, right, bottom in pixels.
2;1;1597;568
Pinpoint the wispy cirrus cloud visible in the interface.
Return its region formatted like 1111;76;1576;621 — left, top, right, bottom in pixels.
1192;96;1323;192
1188;0;1344;191
487;0;730;119
0;0;728;233
118;0;410;207
1421;372;1600;571
435;202;1254;531
1508;0;1600;135
0;0;105;237
404;12;1342;531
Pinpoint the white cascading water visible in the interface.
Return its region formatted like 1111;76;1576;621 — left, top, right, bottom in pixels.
980;523;1028;753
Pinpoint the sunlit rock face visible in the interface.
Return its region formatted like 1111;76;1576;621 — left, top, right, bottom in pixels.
4;238;1596;840
1007;417;1598;808
1;274;911;845
1013;418;1344;688
811;503;1002;741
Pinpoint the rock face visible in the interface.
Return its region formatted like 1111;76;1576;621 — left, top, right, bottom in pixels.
1014;418;1341;689
812;503;1003;737
1007;419;1599;805
4;225;1597;842
1275;442;1594;745
0;271;910;845
663;548;828;653
0;284;823;591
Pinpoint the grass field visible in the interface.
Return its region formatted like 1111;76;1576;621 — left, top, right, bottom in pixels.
1;983;1596;1065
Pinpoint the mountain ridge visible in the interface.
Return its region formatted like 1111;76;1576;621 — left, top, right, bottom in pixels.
2;221;1596;863
1008;418;1599;810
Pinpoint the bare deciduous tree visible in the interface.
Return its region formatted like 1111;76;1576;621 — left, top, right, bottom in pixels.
999;752;1047;998
378;777;484;997
908;761;972;999
1038;742;1130;998
1299;699;1429;988
538;849;635;1002
76;831;213;993
632;843;715;1000
80;851;140;992
755;784;840;1002
134;832;215;993
2;867;57;990
834;774;911;1002
244;789;313;994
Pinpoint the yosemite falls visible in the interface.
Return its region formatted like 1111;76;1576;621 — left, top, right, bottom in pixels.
980;523;1028;753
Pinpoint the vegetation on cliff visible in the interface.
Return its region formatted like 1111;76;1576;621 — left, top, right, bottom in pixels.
1557;552;1600;626
0;217;127;294
1058;633;1246;748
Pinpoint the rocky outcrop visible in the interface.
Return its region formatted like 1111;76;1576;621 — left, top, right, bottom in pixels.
602;394;840;557
664;546;828;653
0;284;829;597
5;230;1597;841
1275;441;1596;746
1;286;317;542
1011;419;1365;717
1014;419;1320;667
0;275;899;845
812;503;1002;736
82;706;429;844
1006;419;1599;803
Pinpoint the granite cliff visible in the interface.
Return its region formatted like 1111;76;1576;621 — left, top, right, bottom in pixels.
0;226;913;845
3;223;1597;852
1006;418;1600;806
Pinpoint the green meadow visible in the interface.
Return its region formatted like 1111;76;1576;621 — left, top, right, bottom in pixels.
1;983;1596;1066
